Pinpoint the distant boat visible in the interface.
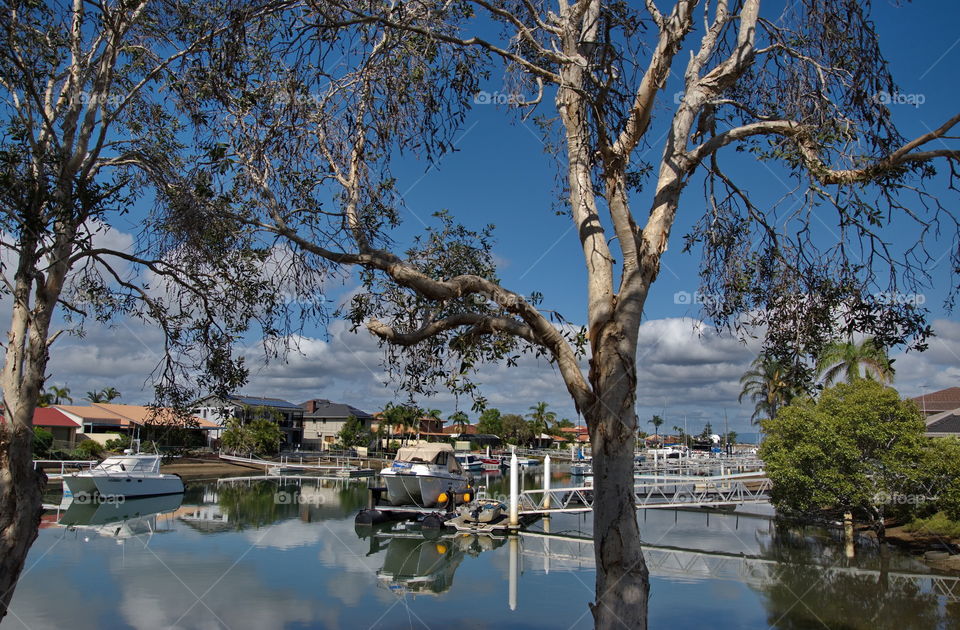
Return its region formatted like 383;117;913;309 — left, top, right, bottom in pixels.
380;443;470;508
479;457;504;471
454;453;484;472
62;445;183;499
570;462;592;476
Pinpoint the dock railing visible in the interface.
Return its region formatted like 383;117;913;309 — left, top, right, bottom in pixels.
33;459;98;479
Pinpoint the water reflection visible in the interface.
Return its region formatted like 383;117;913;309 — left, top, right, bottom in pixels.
4;472;960;629
57;494;183;539
356;521;508;597
755;525;960;629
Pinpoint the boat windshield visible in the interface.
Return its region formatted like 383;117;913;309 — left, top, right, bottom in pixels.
96;456;161;474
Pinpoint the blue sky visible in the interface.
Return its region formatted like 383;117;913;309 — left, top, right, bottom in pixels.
39;1;960;433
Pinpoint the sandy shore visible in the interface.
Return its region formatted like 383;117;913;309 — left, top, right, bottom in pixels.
160;459;261;480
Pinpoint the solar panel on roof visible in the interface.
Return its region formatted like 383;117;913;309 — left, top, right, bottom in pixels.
231;395;302;409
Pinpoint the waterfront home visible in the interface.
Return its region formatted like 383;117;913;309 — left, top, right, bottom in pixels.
192;394;305;448
56;403;218;446
6;407;82;448
299;398;374;451
911;386;960;418
924;408;960;438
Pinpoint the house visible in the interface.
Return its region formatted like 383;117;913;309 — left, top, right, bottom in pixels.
371;414;445;439
299;399;373;451
910;387;960;417
56;403;218;446
559;426;590;444
31;408;80;448
192;394;305;448
57;404;132;437
925;408;960;438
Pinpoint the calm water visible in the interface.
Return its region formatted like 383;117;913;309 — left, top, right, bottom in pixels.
4;469;959;629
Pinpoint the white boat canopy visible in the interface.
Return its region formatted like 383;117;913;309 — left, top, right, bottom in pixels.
394;443;461;473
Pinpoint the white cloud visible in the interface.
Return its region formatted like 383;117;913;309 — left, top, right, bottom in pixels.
38;301;960;434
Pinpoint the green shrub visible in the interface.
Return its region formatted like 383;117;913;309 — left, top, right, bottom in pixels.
74;440;103;459
905;512;960;538
104;435;131;451
33;427;53;457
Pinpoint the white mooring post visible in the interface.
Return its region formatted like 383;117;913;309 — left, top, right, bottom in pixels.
509;452;519;527
508;535;519;610
543;455;551;509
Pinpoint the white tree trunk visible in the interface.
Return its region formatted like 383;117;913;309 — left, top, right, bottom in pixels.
587;323;648;629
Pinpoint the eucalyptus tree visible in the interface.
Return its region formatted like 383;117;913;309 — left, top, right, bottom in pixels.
185;2;960;627
0;1;289;617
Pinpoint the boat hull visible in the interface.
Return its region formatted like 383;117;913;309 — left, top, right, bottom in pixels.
382;472;468;508
63;473;184;499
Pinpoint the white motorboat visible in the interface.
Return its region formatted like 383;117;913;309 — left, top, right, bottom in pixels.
380;443;471;508
62;445;184;499
454;453;484;472
570;462;592;476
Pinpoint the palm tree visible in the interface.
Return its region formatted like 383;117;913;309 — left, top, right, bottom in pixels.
49;386;72;404
648;415;664;441
528;401;557;440
101;387;121;402
448;410;470;434
739;357;802;424
85;390;106;403
816;337;895;386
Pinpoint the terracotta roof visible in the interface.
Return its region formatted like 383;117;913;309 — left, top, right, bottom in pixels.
56;404;131;427
33;407;80;428
442;424;478;434
91;403;218;429
911;387;960;415
55;404;216;429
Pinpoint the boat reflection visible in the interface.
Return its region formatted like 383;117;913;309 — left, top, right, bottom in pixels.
356;522;510;597
57;493;183;539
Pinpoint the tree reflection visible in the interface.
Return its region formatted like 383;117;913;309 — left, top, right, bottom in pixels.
757;524;943;629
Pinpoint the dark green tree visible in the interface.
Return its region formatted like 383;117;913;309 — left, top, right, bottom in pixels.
760;380;925;538
477;408;503;437
335;415;370;450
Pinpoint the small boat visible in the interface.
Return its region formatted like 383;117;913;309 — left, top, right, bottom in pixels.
62;443;183;499
380;443;471;508
454;453;484;472
479;457;503;471
455;499;504;524
570;462;592;476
